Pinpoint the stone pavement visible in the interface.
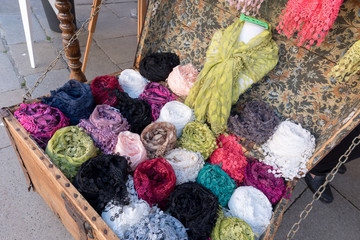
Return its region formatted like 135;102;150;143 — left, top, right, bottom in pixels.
0;0;359;239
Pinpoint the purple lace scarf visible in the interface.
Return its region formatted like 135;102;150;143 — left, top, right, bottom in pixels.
14;102;69;148
78;105;130;154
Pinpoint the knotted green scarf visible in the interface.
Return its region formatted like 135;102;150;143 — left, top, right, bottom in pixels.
46;126;99;181
186;19;279;134
211;211;255;240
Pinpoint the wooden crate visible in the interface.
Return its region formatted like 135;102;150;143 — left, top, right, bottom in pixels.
1;0;360;239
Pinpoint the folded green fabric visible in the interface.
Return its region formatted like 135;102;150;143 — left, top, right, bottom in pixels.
211;211;255;240
329;40;360;80
46;126;99;181
177;122;216;159
186;18;279;134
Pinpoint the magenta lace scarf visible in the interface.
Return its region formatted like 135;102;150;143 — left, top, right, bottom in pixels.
14;102;69;148
139;82;176;121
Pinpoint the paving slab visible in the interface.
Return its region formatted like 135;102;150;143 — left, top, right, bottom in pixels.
24;68;70;99
80;43;121;80
285;179;307;211
74;4;93;23
0;0;21;14
9;41;67;76
96;35;137;65
0;14;47;45
0;146;73;240
275;188;360;240
0;53;21;92
0;88;26;108
332;158;360;209
30;0;63;40
0;40;5;52
118;60;134;70
92;6;137;40
0;123;11;150
107;2;138;18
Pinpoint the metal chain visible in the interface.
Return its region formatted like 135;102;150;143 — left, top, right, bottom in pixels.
22;0;106;101
286;133;360;239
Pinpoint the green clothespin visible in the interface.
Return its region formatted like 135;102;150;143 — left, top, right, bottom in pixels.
240;14;268;29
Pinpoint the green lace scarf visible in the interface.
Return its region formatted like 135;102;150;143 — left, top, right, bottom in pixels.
185;18;279;134
211;211;255;240
46;126;99;181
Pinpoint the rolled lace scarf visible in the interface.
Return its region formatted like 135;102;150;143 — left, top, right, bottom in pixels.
329;40;360;80
102;176;154;239
118;69;148;98
277;0;344;49
197;164;237;207
14;103;69;148
78;105;130;154
165;148;204;185
114;90;152;134
134;157;176;206
90;75;123;106
209;134;248;185
41;80;95;125
178;122;217;159
74;154;128;213
157;101;195;138
167;64;198;97
226;0;264;16
140;122;177;158
261;120;316;180
244;159;286;205
45;126;98;181
228;186;273;237
139;52;180;82
114;131;147;171
167;182;219;240
139;82;176;120
185;19;278;134
211;211;255;240
124;211;188;240
228;100;280;144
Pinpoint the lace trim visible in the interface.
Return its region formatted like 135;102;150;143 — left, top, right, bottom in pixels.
228;186;272;237
157;101;195;138
118;69;148;98
260;120;316;180
165;148;204;185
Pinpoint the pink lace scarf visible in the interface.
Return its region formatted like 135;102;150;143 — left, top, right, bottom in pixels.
277;0;344;49
14;103;69;148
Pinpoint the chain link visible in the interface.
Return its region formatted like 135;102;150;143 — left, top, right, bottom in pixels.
22;0;106;101
286;133;360;239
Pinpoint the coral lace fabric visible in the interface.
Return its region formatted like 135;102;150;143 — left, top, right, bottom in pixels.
277;0;344;49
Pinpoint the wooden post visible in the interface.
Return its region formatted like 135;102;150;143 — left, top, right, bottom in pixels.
82;0;102;74
55;0;86;82
137;0;147;41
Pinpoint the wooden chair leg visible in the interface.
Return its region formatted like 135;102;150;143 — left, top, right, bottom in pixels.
55;0;86;82
19;0;36;68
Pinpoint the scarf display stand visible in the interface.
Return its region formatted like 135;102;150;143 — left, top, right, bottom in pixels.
0;0;359;240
